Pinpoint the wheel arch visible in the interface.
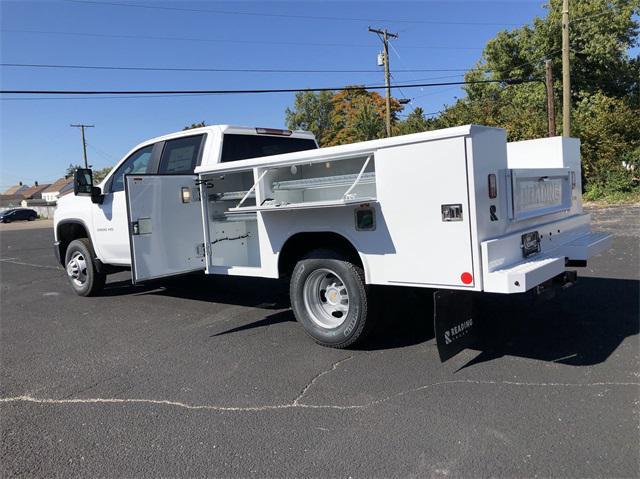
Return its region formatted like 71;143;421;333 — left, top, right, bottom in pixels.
56;219;93;266
277;231;367;280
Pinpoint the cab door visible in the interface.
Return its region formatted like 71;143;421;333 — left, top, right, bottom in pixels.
125;174;206;283
92;143;159;264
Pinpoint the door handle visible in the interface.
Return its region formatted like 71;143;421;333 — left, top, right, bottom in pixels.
131;218;152;235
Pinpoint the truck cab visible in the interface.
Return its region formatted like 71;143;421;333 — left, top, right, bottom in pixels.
54;125;317;283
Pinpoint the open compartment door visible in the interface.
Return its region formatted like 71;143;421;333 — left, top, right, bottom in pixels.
125;174;206;283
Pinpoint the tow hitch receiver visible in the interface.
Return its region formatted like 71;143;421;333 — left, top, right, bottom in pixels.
433;290;479;362
535;270;578;299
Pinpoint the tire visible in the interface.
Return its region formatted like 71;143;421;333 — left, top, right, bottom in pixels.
290;249;373;348
64;238;106;296
28;216;35;221
4;218;10;223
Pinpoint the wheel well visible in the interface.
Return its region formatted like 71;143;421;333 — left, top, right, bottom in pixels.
57;222;89;263
278;232;363;278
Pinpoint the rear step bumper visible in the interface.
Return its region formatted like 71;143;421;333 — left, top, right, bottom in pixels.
562;231;611;260
483;255;566;293
481;216;612;294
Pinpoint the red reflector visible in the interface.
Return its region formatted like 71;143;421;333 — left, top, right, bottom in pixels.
255;127;292;136
461;272;473;285
488;173;497;199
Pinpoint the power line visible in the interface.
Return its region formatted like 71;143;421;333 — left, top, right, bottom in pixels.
464;48;564;80
0;78;542;97
85;142;116;161
0;28;483;51
386;40;423;110
411;85;462;101
0;79;465;101
0;28;375;49
65;0;523;26
398;110;443;118
0;62;471;74
0;75;473;101
62;47;556;78
0;93;250;101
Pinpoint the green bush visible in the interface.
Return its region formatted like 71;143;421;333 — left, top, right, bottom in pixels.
584;146;640;200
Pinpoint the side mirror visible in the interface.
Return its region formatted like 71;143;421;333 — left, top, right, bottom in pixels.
74;168;103;204
74;168;93;196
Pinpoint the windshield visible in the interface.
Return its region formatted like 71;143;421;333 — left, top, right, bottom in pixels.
220;134;317;163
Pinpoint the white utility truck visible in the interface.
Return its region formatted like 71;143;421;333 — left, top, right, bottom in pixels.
56;124;611;356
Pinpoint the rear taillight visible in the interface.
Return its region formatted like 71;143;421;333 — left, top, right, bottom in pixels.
571;171;576;190
488;173;497;199
255;127;292;136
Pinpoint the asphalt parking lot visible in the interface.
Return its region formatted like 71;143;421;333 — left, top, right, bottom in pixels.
1;206;638;478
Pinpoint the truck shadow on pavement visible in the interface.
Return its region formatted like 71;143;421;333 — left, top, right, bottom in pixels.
462;276;639;369
352;276;639;369
102;272;290;309
103;273;638;368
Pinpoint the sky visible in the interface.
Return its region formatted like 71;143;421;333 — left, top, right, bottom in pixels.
0;0;551;189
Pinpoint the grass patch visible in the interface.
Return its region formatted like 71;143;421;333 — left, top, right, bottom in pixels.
583;187;640;205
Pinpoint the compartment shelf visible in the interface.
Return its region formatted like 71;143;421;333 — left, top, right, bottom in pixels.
211;212;258;222
271;172;376;191
227;196;377;214
208;190;255;201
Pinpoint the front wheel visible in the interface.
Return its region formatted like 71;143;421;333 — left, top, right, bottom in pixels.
64;238;106;296
290;249;374;348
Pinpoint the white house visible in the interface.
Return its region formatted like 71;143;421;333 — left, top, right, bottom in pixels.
41;177;73;203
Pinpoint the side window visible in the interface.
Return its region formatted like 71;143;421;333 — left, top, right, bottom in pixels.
110;145;154;193
158;135;203;174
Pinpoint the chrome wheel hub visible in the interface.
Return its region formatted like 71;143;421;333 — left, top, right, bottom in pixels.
303;268;350;329
66;251;88;287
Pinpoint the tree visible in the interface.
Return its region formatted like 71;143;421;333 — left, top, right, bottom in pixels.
93;167;113;183
430;0;639;194
183;121;206;130
573;92;640;190
325;86;402;146
285;91;334;146
464;0;638;101
66;163;82;177
396;107;435;135
285;87;403;146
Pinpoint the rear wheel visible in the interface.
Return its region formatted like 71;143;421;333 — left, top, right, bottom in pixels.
290;249;373;348
64;238;106;296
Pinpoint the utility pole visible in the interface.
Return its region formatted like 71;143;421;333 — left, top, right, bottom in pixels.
545;60;556;137
368;26;398;137
561;0;570;137
70;124;94;168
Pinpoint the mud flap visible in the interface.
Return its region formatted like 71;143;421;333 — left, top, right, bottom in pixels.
433;290;479;362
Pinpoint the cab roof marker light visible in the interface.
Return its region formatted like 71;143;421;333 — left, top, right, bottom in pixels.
256;127;292;136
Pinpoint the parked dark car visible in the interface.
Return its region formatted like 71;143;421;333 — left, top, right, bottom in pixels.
0;208;38;223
